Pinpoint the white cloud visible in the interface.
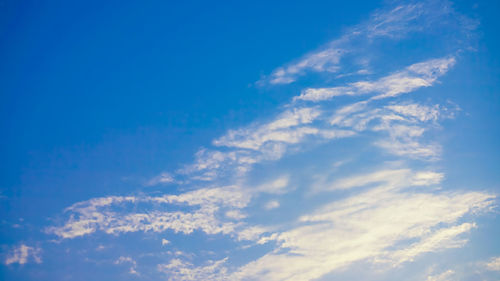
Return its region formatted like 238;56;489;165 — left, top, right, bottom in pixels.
326;97;452;161
376;139;441;161
181;106;354;181
237;226;271;242
264;200;280;210
325;168;412;190
47;186;251;239
386;103;440;122
233;173;494;281
177;56;457;183
255;176;289;194
114;256;139;275
319;168;443;192
158;258;229;281
47;51;469;281
384;223;476;265
162;239;171;246
426;269;455;281
4;244;42;265
372;112;443;160
267;48;345;85
146;172;175;186
261;0;469;86
43;3;488;281
214;107;322;150
295;57;455;102
225;210;247;220
412;171;444;186
485;256;500;271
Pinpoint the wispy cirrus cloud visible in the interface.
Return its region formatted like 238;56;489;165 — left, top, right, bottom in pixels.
233;177;493;280
157;257;229;281
46;186;250;239
49;60;481;280
317;168;444;191
426;269;456;281
145;172;175;186
39;1;496;280
295;57;455;102
260;0;474;86
174;57;454;184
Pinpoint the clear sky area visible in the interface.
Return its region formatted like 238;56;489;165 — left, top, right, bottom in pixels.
1;0;500;280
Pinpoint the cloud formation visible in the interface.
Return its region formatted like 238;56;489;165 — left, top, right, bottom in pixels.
426;269;456;281
115;256;139;275
260;0;474;85
157;258;229;281
46;186;250;239
233;170;493;280
40;1;496;280
485;256;500;271
4;244;42;265
295;57;455;102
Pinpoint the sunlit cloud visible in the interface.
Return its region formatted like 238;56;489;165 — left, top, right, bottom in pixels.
485;256;500;271
426;269;456;281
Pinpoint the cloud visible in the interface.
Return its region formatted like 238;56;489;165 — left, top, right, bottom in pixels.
267;48;345;85
384;222;476;265
484;256;500;271
233;177;494;280
114;256;139;275
181;77;450;183
326;98;455;161
225;210;247;220
48;174;297;242
386;103;440;122
4;244;42;265
214;107;322;150
46;186;251;239
319;168;444;191
181;107;354;181
176;55;458;183
47;51;469;281
295;57;455;102
260;0;472;86
237;226;271;242
48;45;477;281
41;2;491;280
157;258;229;281
264;200;280;210
146;172;175;186
426;269;456;281
255;176;289;194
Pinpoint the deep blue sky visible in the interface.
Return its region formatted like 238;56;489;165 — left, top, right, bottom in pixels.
1;1;500;280
1;0;383;218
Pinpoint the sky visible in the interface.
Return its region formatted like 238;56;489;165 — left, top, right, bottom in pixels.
1;0;500;280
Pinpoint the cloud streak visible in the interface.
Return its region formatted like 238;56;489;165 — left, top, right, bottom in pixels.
234;176;493;280
295;57;455;102
261;0;473;86
46;186;250;239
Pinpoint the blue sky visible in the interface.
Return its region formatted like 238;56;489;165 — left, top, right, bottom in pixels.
1;0;500;280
